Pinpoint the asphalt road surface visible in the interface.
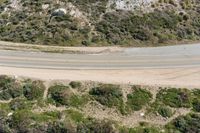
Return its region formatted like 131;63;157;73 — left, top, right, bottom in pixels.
0;44;200;70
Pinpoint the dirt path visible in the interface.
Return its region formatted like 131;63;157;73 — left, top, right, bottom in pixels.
0;41;122;54
83;102;191;128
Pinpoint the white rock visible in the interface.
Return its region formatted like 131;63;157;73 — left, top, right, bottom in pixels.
54;8;67;14
109;0;158;11
140;112;145;116
7;112;13;117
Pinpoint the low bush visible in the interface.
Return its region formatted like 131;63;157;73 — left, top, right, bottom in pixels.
157;106;173;118
192;98;200;112
9;109;33;132
65;109;85;123
77;120;116;133
89;84;123;107
166;113;200;133
0;75;13;89
32;111;61;123
89;84;126;114
0;75;23;100
127;86;152;111
23;80;45;100
68;95;89;108
69;81;82;89
156;88;192;108
47;121;75;133
0;123;10;133
9;109;62;132
192;89;200;112
48;84;88;107
120;125;161;133
48;85;73;106
9;98;33;111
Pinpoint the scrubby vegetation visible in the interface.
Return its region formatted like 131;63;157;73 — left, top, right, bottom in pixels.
166;113;200;133
156;88;192;108
191;89;200;112
48;84;88;107
0;75;23;100
0;0;200;46
23;80;45;100
120;124;162;133
127;86;152;111
1;75;200;132
69;81;82;89
89;84;127;114
157;106;174;118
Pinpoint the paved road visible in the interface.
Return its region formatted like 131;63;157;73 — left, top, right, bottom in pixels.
0;44;200;70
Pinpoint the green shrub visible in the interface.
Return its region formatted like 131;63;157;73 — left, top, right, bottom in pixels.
65;109;85;123
0;76;23;100
89;84;123;107
0;75;13;89
192;98;200;112
166;113;200;133
48;84;88;107
23;80;45;100
0;90;12;100
192;89;200;112
68;95;89;108
0;103;11;115
89;84;126;114
77;120;116;133
69;81;82;89
9;98;33;111
127;86;152;111
48;85;73;106
157;106;173;118
47;121;75;133
7;82;23;98
10;109;33;132
120;126;161;133
0;123;10;133
10;109;61;132
156;88;192;108
31;111;61;123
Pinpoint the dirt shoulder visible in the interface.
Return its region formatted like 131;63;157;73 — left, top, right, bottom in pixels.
0;66;200;88
0;41;123;54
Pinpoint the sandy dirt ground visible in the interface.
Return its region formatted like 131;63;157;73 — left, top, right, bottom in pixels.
0;41;123;54
0;66;200;88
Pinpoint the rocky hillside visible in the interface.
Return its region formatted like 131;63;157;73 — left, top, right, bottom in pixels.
0;0;199;46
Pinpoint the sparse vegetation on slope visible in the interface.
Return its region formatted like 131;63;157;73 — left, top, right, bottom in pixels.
156;88;192;108
0;75;200;132
166;113;200;133
89;84;127;114
127;86;153;111
23;80;45;100
0;75;23;100
0;0;200;46
48;84;89;107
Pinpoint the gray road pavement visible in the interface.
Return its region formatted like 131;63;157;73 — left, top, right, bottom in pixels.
0;44;200;70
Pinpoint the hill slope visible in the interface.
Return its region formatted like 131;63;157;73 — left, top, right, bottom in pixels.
0;75;200;132
0;0;199;46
